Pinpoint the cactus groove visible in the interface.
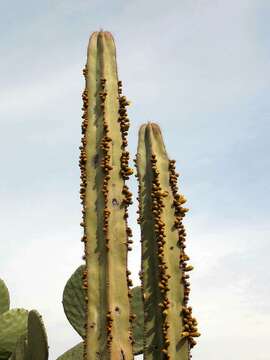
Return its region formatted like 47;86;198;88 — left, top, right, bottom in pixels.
80;31;134;359
136;123;199;359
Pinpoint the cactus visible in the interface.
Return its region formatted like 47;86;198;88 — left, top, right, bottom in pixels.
62;265;86;338
3;31;199;359
0;309;28;360
0;279;28;360
0;280;48;360
8;336;27;360
130;287;144;355
135;123;199;359
79;31;135;359
25;310;48;360
59;266;144;359
56;342;84;360
9;310;48;360
0;279;10;315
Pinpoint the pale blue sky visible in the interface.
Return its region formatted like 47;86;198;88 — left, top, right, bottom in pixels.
1;1;269;359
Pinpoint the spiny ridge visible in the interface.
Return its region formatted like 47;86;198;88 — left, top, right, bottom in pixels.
168;159;200;353
80;64;88;360
151;154;171;359
118;80;136;348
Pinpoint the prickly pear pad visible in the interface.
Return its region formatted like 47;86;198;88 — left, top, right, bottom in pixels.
0;279;10;315
0;309;28;359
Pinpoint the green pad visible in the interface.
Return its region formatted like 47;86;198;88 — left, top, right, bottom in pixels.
62;265;146;354
62;267;144;355
62;266;86;338
0;279;10;315
0;309;28;359
131;287;144;355
56;342;84;360
8;335;27;360
25;310;48;360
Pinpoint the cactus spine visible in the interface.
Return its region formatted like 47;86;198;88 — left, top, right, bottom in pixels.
136;123;199;359
79;31;134;359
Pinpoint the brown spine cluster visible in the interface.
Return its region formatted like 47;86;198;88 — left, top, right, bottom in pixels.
106;310;113;350
98;77;115;351
118;81;132;178
134;157;143;227
99;78;112;256
117;80;135;347
151;154;171;359
80;65;88;359
134;156;147;352
168;160;200;351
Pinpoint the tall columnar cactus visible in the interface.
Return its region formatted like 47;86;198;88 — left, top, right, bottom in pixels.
79;31;134;359
135;123;199;359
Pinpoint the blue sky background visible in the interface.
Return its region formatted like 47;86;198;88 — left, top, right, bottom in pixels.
1;1;269;359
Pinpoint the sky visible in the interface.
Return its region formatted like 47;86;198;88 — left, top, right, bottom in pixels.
0;0;270;359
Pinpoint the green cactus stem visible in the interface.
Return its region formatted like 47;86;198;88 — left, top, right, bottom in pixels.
79;31;134;359
63;265;86;338
62;265;144;357
56;342;84;360
0;280;48;360
0;279;10;315
9;310;48;360
0;309;28;359
135;123;199;359
130;287;144;356
9;335;27;360
58;286;143;360
25;310;48;360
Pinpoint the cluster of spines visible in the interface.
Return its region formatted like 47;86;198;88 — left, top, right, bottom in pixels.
168;160;200;351
117;80;135;349
118;80;132;167
134;157;142;227
98;77;116;351
80;65;88;359
133;156;147;354
106;310;113;349
150;154;172;358
99;78;113;256
118;80;133;226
